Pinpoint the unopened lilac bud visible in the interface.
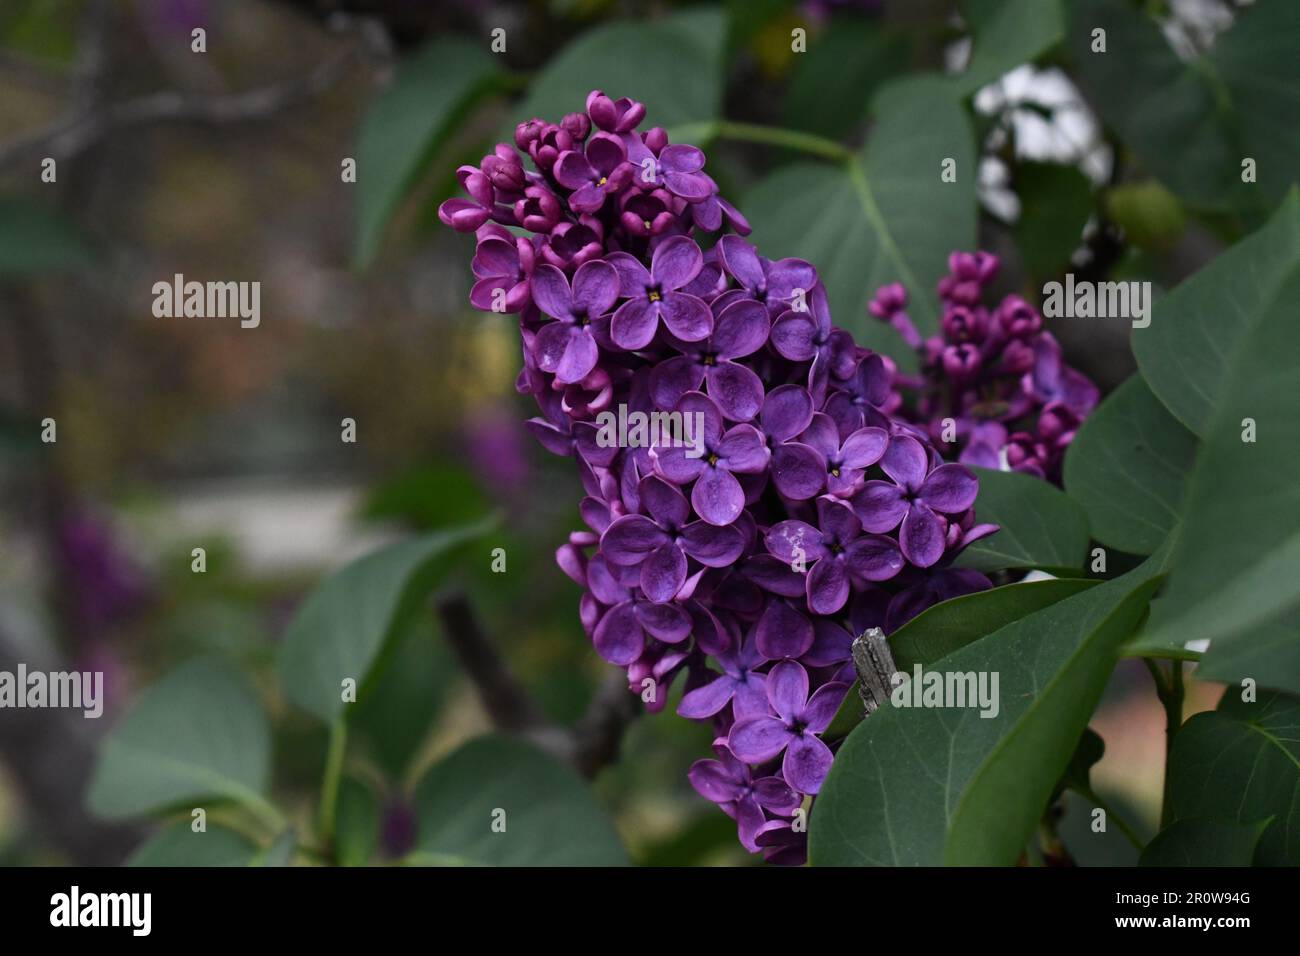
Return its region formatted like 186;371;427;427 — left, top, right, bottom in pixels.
514;184;563;233
529;124;574;171
586;89;647;133
515;118;545;151
642;126;669;155
561;111;591;142
941;304;988;343
942;343;982;380
995;294;1042;339
482;143;525;194
868;282;908;318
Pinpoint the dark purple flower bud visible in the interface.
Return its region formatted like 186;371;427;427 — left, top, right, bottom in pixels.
561;111;591;142
994;294;1043;339
515;117;546;151
513;184;563;233
528;123;574;171
941;342;982;380
586;89;647;133
481;143;525;195
540;219;605;270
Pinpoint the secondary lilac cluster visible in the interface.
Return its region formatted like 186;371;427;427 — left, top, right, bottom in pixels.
870;254;1098;483
441;92;996;865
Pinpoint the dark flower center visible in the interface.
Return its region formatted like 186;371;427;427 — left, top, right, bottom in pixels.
702;353;717;367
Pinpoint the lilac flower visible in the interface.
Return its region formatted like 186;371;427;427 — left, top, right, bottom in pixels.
553;133;633;213
586;554;692;665
624;138;713;201
729;661;847;794
437;166;498;232
607;236;713;348
652;392;768;525
754;597;814;660
530;260;619;384
650;297;770;421
677;625;770;720
770;283;856;400
689;744;801;851
600;476;746;603
469;226;533;313
716;236;817;315
793;412;888;499
851;435;978;567
766;497;903;614
586;90;646;133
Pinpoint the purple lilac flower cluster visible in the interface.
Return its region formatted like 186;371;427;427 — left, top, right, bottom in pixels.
441;92;997;864
869;254;1099;483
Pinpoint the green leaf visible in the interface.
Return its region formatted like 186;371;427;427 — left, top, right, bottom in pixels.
1059;727;1105;796
511;8;727;137
1069;0;1299;213
1013;162;1093;280
277;516;496;723
1063;374;1197;555
410;735;628;866
1166;690;1300;865
810;558;1163;866
744;76;976;360
827;578;1098;741
335;777;380;867
353;38;502;267
781;17;910;140
1140;816;1272;867
1139;200;1300;651
1133;193;1300;438
954;0;1065;96
126;821;259;867
0;197;94;276
955;467;1090;572
1198;615;1300;698
88;657;273;822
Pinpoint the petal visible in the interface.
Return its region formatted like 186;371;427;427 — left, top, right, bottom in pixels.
900;502;946;568
839;426;889;470
765;660;810;720
634;599;692;643
652;444;706;485
716;424;769;473
742;555;807;599
783;733;834;794
553;150;596;190
796;413;841;458
554;328;598;384
660;292;713;342
918;463;979;513
571;259;620;317
649;355;705;411
650;235;704;290
658;143;705;174
732;676;771;721
765;258;819;306
881;434;928;488
802;681;849;734
804;620;853;667
638;474;690;528
815;496;862;543
592;601;644;665
851;480;909;533
691;467;745;526
640;541;688;603
752;776;801;815
680;521;746;567
687;758;743;804
611;298;660;350
711;298;770;359
756;601;814;660
606;251;651;298
765;519;826;566
845;534;905;582
600;514;669;565
529;263;574;319
806;557;850;615
677;674;738;719
706;363;765;423
761;385;814;442
586;554;630;606
675;390;725;444
770;443;826;500
769;311;818;361
717;235;765;291
728;716;792;765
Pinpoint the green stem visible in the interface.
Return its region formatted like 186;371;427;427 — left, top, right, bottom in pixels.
669;120;854;164
1074;785;1145;852
317;718;348;849
1145;658;1185;829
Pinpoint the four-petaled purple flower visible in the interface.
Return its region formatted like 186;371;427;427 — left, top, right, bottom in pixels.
608;236;713;349
729;661;848;794
688;744;801;852
652;392;768;526
852;435;979;567
530;259;619;384
650;297;770;421
554;132;633;214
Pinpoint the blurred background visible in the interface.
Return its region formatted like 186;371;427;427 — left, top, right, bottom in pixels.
0;0;1261;865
